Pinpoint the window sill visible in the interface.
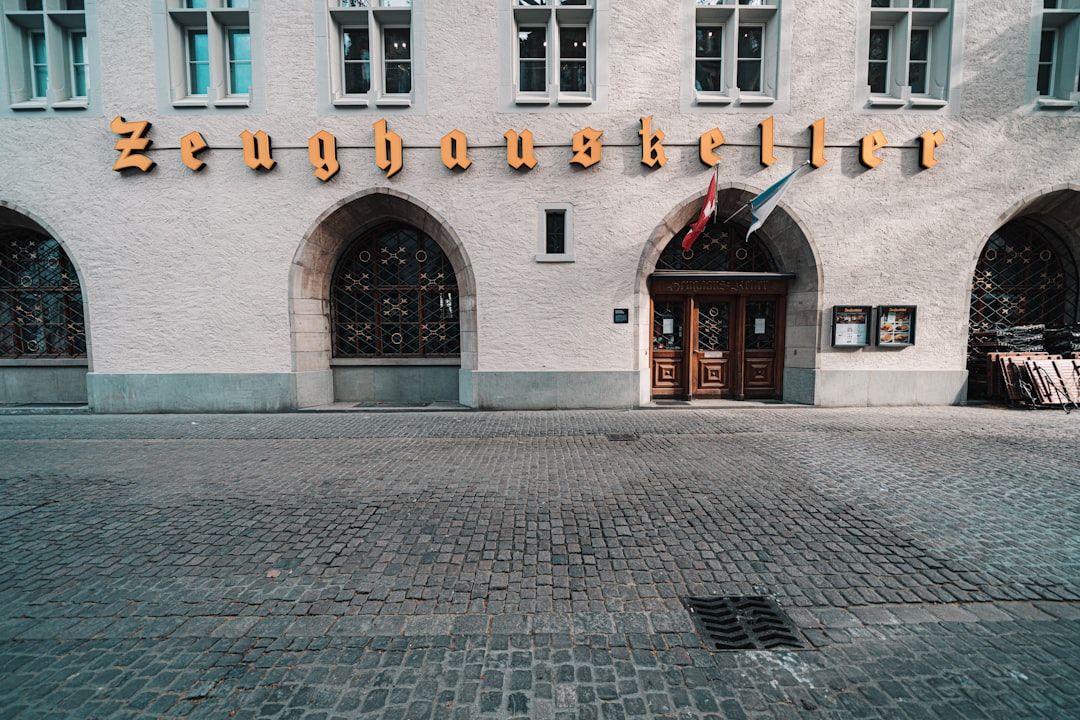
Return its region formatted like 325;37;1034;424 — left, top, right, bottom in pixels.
736;94;775;106
9;100;47;111
866;95;907;108
557;94;593;106
52;99;89;110
1035;98;1078;110
172;97;210;108
908;97;948;109
332;96;371;108
375;96;413;107
515;95;551;106
535;254;575;263
214;96;251;108
695;93;733;106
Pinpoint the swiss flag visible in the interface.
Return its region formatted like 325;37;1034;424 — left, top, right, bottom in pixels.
681;172;717;252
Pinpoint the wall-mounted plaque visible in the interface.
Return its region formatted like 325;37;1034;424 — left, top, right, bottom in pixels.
832;306;872;347
613;308;629;324
876;305;916;346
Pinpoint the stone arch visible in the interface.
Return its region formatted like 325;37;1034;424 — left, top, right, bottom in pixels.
637;183;822;404
289;188;476;407
965;186;1080;399
0;201;92;404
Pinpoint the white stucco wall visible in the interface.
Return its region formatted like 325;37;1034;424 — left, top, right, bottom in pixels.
1;0;1077;408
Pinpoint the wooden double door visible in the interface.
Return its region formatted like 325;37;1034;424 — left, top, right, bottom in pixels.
651;293;785;400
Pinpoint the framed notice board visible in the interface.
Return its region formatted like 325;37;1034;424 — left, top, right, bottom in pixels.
876;306;916;346
832;306;872;347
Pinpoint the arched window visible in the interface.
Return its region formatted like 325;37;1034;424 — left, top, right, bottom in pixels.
968;218;1078;334
0;228;86;358
657;220;777;273
331;222;460;358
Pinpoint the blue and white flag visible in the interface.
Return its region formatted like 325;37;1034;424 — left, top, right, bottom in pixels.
745;164;806;241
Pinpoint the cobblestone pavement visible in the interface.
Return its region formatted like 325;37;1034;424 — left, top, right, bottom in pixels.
0;405;1077;719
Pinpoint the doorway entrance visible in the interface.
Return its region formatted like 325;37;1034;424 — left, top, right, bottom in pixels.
650;276;787;400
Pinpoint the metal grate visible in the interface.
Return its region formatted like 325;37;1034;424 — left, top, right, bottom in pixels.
968;219;1077;337
657;220;777;272
0;228;86;359
683;596;808;651
331;222;460;358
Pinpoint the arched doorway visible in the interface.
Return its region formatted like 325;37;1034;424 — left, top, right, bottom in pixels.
650;221;786;400
640;185;821;404
967;194;1080;398
290;189;476;408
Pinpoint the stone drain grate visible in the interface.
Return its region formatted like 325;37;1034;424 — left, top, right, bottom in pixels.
683;596;810;651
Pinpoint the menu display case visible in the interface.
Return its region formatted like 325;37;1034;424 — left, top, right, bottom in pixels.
876;306;916;346
832;306;872;347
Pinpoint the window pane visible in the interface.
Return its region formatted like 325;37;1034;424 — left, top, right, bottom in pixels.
227;0;249;7
1039;29;1055;63
868;28;889;93
737;27;762;92
229;30;251;62
559;26;587;92
384;27;409;60
519;27;546;91
343;28;370;61
230;61;251;95
30;32;47;98
186;0;207;8
737;27;762;59
871;0;891;6
65;1;85;10
71;31;87;97
545;211;565;255
696;26;721;59
909;62;926;94
911;0;931;7
909;29;928;62
188;31;209;95
343;28;371;94
383;28;411;93
696;60;723;91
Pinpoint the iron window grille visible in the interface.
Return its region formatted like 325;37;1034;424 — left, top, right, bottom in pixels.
968;219;1078;335
658;220;777;273
0;228;86;359
331;223;460;358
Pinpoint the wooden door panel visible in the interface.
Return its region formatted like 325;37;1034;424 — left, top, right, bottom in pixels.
695;356;731;394
652;354;684;394
743;355;778;397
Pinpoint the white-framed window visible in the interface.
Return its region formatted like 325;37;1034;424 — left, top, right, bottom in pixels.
159;0;257;108
858;0;964;111
536;203;575;262
510;1;600;106
324;0;415;108
685;0;790;109
1029;0;1080;111
0;0;95;112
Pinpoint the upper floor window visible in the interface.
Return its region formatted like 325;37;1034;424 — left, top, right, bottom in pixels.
0;0;94;112
326;0;414;107
161;0;256;108
686;1;790;109
1030;0;1080;111
858;0;965;111
512;0;598;106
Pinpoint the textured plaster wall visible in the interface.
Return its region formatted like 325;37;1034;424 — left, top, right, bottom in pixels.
0;1;1076;389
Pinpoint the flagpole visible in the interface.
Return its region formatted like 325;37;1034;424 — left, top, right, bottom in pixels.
724;160;811;225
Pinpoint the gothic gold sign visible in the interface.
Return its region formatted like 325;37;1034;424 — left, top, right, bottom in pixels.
109;115;944;179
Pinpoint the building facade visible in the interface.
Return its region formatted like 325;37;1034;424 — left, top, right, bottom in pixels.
1;0;1078;412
